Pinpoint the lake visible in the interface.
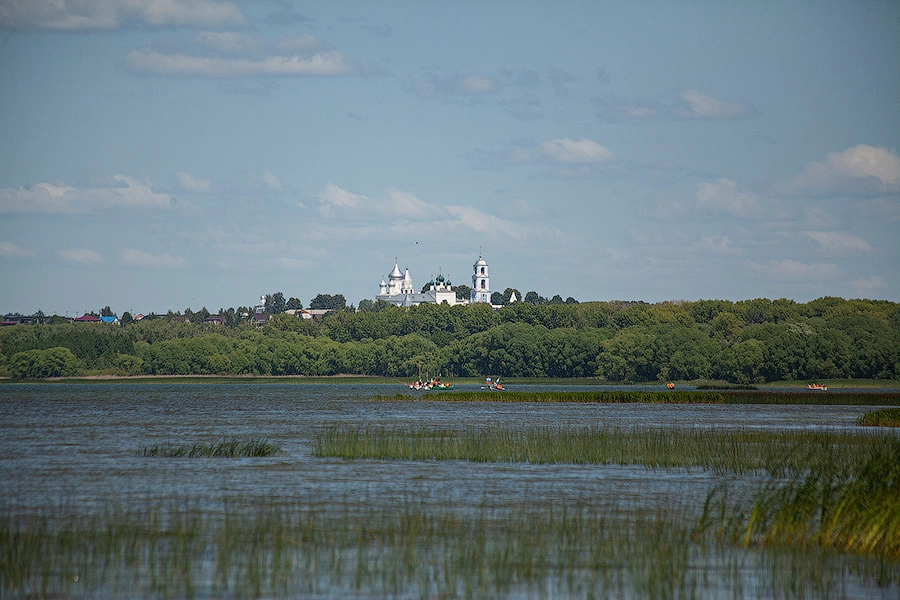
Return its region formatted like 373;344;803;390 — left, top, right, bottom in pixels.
1;382;898;599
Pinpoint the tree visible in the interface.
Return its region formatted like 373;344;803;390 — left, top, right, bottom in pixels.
454;284;471;302
267;292;286;315
121;311;133;326
100;306;114;317
491;291;504;305
310;293;347;310
524;291;544;305
286;297;303;311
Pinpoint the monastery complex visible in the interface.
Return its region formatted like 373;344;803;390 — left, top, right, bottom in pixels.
376;254;509;307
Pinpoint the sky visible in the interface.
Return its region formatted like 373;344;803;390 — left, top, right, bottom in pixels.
1;1;899;316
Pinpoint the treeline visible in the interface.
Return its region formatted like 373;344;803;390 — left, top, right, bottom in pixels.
1;297;898;382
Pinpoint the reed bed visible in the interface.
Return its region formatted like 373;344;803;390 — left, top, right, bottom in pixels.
373;389;900;405
699;438;900;561
721;390;900;406
376;390;726;403
857;407;900;427
139;438;280;458
2;496;895;599
312;424;891;476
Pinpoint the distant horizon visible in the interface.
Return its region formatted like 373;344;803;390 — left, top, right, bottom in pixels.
2;2;898;313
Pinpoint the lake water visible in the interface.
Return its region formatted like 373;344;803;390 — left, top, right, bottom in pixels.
1;383;897;598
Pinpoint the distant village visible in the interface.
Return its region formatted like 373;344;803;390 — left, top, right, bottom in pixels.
3;254;573;327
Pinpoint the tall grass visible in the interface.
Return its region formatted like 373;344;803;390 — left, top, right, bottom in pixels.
857;407;900;427
373;389;900;405
2;496;895;599
313;424;891;475
139;438;280;458
699;438;900;560
377;390;724;403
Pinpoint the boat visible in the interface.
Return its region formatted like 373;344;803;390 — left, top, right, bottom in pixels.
807;383;828;391
481;377;505;391
407;378;454;391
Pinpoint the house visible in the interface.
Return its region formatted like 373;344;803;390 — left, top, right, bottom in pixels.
203;315;226;326
74;314;101;323
99;315;119;325
251;313;271;327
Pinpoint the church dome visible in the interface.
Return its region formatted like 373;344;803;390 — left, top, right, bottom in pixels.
475;257;487;267
389;262;403;279
435;274;445;283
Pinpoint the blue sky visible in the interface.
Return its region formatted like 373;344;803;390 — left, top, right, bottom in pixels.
1;1;898;316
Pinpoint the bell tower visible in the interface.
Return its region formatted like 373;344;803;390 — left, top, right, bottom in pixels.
470;254;491;304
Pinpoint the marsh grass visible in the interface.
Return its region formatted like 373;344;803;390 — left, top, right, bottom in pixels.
372;389;900;405
313;424;890;475
722;391;900;406
699;439;900;561
857;407;900;427
139;438;280;458
375;390;726;403
3;496;896;599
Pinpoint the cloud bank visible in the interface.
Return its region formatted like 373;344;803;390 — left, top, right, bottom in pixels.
0;0;248;31
0;176;173;213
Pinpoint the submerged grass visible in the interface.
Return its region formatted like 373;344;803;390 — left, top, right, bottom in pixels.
139;438;280;458
2;496;896;599
858;407;900;427
312;424;892;476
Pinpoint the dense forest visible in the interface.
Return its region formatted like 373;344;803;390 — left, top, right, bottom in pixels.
1;297;898;382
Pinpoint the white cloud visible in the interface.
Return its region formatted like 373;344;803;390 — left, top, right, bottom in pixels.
127;49;353;78
748;259;840;280
849;276;886;298
0;176;173;213
0;0;248;31
783;145;900;197
445;205;523;238
596;91;753;121
676;90;752;120
121;248;188;269
696;178;763;217
318;183;368;215
539;138;616;164
459;75;494;95
804;231;872;254
416;74;497;99
0;241;30;258
173;171;212;194
60;248;104;265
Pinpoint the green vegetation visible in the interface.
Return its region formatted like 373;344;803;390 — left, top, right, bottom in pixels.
313;424;891;475
139;438;280;458
858;407;900;427
2;296;899;382
2;494;895;599
377;390;725;403
700;438;900;560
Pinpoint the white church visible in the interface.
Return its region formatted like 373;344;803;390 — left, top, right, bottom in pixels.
376;254;500;307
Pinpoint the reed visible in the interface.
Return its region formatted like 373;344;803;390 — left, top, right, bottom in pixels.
699;438;900;561
3;496;895;599
375;390;726;403
857;407;900;427
721;390;900;406
139;438;280;458
312;424;890;475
